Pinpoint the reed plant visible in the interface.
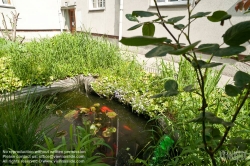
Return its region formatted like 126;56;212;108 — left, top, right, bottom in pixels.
0;90;58;162
7;32;127;88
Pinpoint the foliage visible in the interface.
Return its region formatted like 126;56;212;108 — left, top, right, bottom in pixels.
35;124;110;166
0;32;128;92
120;0;250;165
0;8;249;164
0;91;58;163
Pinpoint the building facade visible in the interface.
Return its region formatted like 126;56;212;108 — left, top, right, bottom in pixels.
0;0;249;53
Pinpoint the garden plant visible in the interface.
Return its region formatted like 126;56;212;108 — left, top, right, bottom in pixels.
0;1;250;164
119;0;250;165
0;32;131;165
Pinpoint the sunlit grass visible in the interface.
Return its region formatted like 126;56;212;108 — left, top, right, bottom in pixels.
1;32;136;92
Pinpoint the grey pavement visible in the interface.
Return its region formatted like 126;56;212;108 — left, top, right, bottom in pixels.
120;47;250;88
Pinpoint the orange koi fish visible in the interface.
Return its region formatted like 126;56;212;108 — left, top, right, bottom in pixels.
123;125;132;131
100;106;113;113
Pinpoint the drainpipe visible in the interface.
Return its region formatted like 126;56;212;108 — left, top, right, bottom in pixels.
118;0;123;48
57;0;63;33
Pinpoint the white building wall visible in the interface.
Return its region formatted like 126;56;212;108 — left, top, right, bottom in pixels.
1;0;249;53
73;0;118;36
0;0;62;41
14;0;61;30
122;0;250;54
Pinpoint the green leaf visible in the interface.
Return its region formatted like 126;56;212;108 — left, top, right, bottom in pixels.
210;127;221;140
214;46;246;57
192;60;206;68
192;60;222;69
166;16;185;24
189;112;234;127
150;91;179;98
145;45;175;58
125;14;139;22
134;158;148;165
229;137;250;144
150;93;164;98
225;84;241;96
142;23;155;37
207;10;231;22
196;44;220;54
165;39;172;43
206;127;221;140
132;11;156;17
174;24;185;30
128;23;143;31
162;90;179;97
228;137;250;150
223;21;250;46
201;62;223;68
190;12;211;19
234;71;250;88
120;36;166;46
164;80;178;91
169;41;200;55
183;85;195;92
153;16;168;22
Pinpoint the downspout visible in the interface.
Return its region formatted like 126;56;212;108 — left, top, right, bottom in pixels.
57;0;63;33
118;0;123;48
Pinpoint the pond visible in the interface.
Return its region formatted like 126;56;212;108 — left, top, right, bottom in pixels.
45;87;153;165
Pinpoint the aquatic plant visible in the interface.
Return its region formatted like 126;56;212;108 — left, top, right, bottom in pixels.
35;124;111;166
0;90;58;162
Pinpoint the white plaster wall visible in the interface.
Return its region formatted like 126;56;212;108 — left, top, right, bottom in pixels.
0;7;16;30
122;0;250;54
74;0;118;36
17;31;62;42
14;0;61;30
123;0;188;39
0;0;62;40
191;0;250;54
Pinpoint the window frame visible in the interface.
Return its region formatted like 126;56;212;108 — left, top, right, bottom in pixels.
89;0;105;11
0;0;15;8
150;0;190;7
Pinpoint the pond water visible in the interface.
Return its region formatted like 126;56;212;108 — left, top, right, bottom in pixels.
45;88;153;165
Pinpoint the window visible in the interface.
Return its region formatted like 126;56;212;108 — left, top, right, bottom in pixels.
0;0;14;8
150;0;190;6
2;0;11;5
89;0;105;10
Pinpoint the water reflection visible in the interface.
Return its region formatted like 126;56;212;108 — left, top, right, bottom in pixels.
48;89;152;165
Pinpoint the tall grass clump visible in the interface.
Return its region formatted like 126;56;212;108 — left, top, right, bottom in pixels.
0;91;58;162
8;32;128;88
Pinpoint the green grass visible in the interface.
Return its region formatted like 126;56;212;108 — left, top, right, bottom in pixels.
1;32;133;92
0;91;58;162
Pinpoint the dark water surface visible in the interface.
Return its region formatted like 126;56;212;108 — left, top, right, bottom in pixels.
46;88;153;165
